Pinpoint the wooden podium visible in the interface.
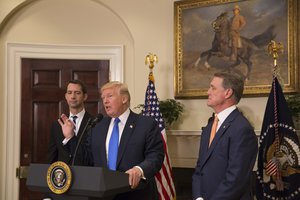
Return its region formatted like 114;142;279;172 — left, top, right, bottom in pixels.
26;164;136;200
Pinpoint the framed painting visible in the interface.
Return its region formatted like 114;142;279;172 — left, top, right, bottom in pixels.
174;0;298;98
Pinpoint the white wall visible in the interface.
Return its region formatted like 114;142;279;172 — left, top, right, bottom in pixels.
0;0;298;199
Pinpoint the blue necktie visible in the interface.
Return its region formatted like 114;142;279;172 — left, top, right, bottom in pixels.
108;118;120;170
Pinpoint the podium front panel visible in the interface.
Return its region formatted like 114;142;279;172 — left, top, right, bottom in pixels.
26;164;132;199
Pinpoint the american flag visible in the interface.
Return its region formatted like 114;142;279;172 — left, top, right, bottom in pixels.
142;72;176;200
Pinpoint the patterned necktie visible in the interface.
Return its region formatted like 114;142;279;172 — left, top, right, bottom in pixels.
72;115;78;132
108;118;120;170
209;114;218;147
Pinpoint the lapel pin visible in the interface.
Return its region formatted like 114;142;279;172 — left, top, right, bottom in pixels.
130;125;133;128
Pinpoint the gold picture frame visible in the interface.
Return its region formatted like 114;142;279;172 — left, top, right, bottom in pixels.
174;0;298;98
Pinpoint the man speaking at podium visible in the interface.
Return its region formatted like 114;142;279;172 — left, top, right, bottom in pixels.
59;81;164;200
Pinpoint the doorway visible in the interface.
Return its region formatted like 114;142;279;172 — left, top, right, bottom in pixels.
4;43;123;200
20;58;109;199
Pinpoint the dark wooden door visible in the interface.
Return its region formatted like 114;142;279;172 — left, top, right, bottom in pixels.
20;58;109;200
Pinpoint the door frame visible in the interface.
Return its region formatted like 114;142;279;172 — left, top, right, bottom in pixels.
3;43;123;200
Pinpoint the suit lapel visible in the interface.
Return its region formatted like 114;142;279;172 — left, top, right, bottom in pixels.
116;111;138;168
99;117;111;166
199;109;240;170
200;117;213;154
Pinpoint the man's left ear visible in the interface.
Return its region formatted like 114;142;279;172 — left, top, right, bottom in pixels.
84;94;88;101
225;88;233;99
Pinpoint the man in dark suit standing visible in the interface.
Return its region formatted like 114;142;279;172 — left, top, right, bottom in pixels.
192;71;258;200
59;81;164;200
47;80;92;165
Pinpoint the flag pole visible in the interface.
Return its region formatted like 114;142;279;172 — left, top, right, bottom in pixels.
143;53;177;200
145;53;158;82
144;53;158;114
267;40;284;77
267;40;284;191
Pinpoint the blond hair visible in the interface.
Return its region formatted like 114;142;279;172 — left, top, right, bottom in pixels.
101;81;131;106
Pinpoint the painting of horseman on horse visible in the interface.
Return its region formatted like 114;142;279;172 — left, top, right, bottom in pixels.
193;9;276;81
178;0;289;96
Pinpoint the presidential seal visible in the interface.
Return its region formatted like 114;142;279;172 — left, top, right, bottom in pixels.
47;161;72;194
257;123;300;199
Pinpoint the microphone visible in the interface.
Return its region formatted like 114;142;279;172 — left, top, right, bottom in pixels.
89;113;104;128
71;113;104;166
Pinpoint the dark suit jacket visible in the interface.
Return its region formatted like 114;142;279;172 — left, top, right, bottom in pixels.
47;112;92;165
85;110;164;200
192;108;258;200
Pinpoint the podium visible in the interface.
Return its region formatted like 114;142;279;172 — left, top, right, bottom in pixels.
26;163;136;200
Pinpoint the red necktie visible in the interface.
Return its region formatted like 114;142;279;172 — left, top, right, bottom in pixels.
209;114;218;146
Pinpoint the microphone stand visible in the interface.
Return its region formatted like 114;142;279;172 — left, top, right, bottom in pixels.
71;117;93;166
71;114;103;166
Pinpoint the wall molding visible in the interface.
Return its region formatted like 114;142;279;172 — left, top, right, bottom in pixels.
167;130;260;169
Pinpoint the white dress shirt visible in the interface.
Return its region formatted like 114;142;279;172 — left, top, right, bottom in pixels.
215;105;237;132
62;109;86;145
70;109;85;136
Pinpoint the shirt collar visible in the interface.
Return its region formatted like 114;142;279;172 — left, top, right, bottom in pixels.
113;108;130;125
70;109;85;119
216;105;236;125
